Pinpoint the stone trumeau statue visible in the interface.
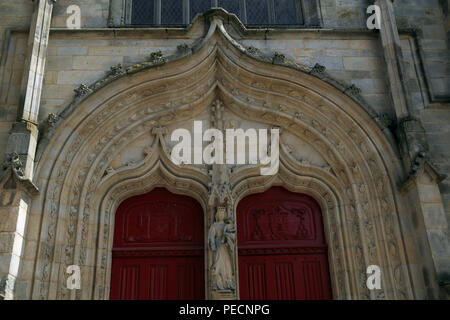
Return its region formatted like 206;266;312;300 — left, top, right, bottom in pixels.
208;207;236;292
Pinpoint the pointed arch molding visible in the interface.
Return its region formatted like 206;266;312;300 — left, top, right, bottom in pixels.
29;12;415;300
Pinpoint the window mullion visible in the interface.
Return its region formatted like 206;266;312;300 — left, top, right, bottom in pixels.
296;0;305;25
155;0;161;25
183;0;189;25
267;0;275;25
240;0;247;24
124;0;132;25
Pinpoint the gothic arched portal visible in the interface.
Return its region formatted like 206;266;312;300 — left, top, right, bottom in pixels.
26;13;418;300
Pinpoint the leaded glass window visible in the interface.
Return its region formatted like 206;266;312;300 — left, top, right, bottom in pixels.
161;0;184;25
131;0;155;25
191;0;211;21
127;0;320;28
218;0;241;20
246;0;269;25
274;0;303;25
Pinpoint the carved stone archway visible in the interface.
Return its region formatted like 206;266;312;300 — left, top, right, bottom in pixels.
26;12;419;300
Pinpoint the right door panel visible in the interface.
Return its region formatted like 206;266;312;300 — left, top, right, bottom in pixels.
237;187;332;300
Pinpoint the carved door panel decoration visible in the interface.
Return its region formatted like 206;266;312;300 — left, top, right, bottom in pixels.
237;187;332;300
110;188;205;300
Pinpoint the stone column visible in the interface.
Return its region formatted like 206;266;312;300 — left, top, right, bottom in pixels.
375;0;411;119
401;164;450;299
375;0;450;299
0;0;55;300
18;0;55;124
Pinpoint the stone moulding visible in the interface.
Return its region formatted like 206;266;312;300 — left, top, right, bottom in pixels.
26;8;422;300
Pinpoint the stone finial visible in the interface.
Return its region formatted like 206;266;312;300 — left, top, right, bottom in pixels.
310;63;326;76
345;84;362;96
272;52;286;64
109;63;124;76
177;43;190;54
149;50;165;64
74;84;92;97
46;113;59;127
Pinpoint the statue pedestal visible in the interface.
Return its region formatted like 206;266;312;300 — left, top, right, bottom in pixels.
210;289;237;300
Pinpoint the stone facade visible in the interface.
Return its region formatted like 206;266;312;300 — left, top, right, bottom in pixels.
0;0;449;300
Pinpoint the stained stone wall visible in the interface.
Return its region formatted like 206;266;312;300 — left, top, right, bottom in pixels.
240;36;392;115
40;31;393;118
41;34;199;120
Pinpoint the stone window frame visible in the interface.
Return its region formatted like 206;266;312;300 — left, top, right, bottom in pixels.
107;0;322;27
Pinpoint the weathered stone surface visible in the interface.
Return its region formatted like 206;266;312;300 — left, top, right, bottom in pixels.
0;0;448;301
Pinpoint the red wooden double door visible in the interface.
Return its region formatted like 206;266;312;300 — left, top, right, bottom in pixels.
110;187;332;300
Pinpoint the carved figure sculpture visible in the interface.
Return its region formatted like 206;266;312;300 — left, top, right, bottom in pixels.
208;207;236;291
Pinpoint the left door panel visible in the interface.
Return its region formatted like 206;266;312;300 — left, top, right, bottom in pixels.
110;188;205;300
